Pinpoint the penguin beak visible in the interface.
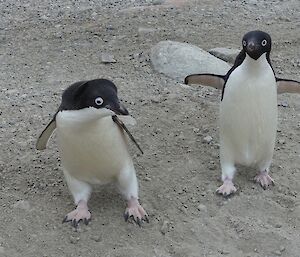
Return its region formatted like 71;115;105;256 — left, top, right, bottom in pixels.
246;41;261;60
105;103;129;115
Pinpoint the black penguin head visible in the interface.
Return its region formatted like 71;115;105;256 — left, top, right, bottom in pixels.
61;79;129;115
242;30;272;60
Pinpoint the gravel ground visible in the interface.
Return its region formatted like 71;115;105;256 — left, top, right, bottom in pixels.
0;0;299;256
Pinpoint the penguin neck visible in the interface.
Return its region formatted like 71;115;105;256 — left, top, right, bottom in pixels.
57;107;114;126
243;53;270;72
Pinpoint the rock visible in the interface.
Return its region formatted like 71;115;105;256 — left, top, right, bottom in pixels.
274;250;282;256
279;246;285;252
160;220;169;235
197;204;207;212
278;139;286;145
278;101;289;107
69;236;80;244
100;53;116;63
91;235;102;242
12;200;31;211
203;135;213;143
150;41;230;82
138;27;156;36
209;47;240;63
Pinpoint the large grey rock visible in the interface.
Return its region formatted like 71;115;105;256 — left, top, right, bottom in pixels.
209;47;240;63
150;41;231;82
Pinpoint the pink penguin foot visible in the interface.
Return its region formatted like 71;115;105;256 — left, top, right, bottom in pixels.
62;200;91;228
216;179;237;197
254;171;274;189
124;198;149;226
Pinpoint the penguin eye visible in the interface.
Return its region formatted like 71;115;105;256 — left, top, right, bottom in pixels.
242;40;247;47
261;39;267;46
94;97;104;106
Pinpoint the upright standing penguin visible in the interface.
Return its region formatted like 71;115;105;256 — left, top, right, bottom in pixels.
185;30;300;196
36;79;148;227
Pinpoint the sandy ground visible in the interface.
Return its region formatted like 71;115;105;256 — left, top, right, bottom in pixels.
0;0;299;256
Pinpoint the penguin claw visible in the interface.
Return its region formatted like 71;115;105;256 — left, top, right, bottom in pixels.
254;172;274;189
63;203;92;228
216;180;237;197
124;198;149;226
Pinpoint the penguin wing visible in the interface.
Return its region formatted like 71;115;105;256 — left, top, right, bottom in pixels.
112;115;143;154
117;115;137;126
184;73;225;90
36;117;57;150
276;78;300;94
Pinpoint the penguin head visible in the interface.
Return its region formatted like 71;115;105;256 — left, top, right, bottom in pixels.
242;30;271;60
61;79;129;116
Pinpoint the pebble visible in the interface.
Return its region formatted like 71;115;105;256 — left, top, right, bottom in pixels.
100;53;117;63
278;139;286;145
279;246;285;252
197;204;207;212
91;235;102;242
12;200;31;211
160;220;169;235
69;236;80;244
203;135;213;143
274;250;282;256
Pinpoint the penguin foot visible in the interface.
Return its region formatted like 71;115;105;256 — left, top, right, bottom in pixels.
63;200;91;228
254;172;274;189
124;198;149;226
216;179;237;196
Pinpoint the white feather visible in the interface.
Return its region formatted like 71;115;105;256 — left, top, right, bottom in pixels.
220;53;277;169
56;108;135;185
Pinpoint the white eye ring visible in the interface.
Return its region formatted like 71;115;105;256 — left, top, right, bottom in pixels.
242;40;247;47
95;97;104;106
261;39;267;46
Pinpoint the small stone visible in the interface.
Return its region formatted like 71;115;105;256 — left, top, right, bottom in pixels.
12;200;31;211
197;204;207;212
69;236;80;244
278;139;285;145
203;135;213;143
138;27;156;35
278;101;289;107
100;53;116;63
160;220;169;235
279;246;285;252
144;177;152;181
274;250;282;256
91;235;102;242
193;128;200;133
274;223;282;228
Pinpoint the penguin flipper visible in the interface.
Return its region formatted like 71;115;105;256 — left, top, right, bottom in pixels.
184;73;225;90
36;118;56;150
276;78;300;94
116;115;137;126
112;115;143;154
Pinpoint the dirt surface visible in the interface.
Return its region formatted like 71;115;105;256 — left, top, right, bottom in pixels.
1;0;299;256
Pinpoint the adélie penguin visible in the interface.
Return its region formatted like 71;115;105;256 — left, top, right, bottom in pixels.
36;79;148;227
185;30;300;196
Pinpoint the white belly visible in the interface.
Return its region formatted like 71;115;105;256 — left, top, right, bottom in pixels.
56;111;132;184
220;55;277;166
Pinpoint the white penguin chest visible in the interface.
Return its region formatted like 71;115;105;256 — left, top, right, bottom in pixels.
56;111;131;184
220;55;278;165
